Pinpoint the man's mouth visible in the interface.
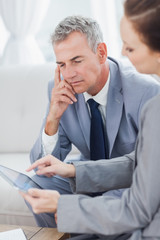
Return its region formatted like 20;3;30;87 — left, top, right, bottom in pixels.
70;80;83;86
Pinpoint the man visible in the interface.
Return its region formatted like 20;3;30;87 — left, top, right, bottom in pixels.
28;15;160;227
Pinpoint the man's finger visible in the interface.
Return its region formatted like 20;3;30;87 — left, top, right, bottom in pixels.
58;87;77;103
59;80;75;93
54;66;61;86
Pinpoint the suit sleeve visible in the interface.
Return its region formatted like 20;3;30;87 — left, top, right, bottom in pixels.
57;97;160;236
69;151;135;193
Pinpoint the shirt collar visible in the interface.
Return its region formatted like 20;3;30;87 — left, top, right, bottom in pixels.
83;72;110;106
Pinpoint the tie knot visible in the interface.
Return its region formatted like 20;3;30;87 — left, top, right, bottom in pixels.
87;99;99;110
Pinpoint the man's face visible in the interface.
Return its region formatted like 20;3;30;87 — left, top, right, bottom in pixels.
54;32;104;96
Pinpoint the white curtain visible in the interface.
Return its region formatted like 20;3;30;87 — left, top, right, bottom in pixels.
0;0;50;65
90;0;122;59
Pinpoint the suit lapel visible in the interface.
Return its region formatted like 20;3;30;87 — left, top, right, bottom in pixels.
75;94;90;150
106;59;123;156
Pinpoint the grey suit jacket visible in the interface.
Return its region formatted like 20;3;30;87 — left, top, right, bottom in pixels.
30;57;160;190
57;95;160;239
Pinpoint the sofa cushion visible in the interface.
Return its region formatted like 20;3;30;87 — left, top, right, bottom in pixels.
0;63;55;153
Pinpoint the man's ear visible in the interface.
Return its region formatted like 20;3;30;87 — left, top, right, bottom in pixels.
97;43;107;63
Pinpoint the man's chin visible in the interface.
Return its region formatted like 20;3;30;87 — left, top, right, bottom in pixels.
72;87;84;94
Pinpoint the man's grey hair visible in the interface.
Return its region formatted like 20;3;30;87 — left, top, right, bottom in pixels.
51;16;103;53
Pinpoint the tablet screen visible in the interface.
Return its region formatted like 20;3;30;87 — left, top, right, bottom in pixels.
0;165;42;192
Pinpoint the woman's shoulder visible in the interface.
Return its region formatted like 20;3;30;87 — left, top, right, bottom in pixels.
141;94;160;122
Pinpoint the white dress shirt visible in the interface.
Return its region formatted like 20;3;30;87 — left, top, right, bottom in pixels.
42;73;110;155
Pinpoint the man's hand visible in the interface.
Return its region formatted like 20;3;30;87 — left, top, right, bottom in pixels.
20;189;60;214
45;66;77;136
26;154;76;178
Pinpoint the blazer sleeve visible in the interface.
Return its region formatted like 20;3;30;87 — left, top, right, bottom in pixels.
57;96;160;236
69;151;135;193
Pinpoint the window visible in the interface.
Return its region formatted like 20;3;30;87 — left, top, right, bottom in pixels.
0;0;124;65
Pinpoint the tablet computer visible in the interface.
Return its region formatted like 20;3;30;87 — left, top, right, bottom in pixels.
0;164;42;192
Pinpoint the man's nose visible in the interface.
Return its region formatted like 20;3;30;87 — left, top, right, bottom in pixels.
63;66;76;79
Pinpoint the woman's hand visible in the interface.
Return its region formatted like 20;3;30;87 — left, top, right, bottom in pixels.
20;188;60;214
26;154;76;178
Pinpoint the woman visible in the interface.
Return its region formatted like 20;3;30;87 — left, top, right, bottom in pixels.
21;0;160;239
122;0;160;75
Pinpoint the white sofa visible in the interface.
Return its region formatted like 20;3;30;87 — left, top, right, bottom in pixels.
0;63;78;226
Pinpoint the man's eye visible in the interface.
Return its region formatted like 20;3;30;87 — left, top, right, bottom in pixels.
60;64;65;68
74;60;82;64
